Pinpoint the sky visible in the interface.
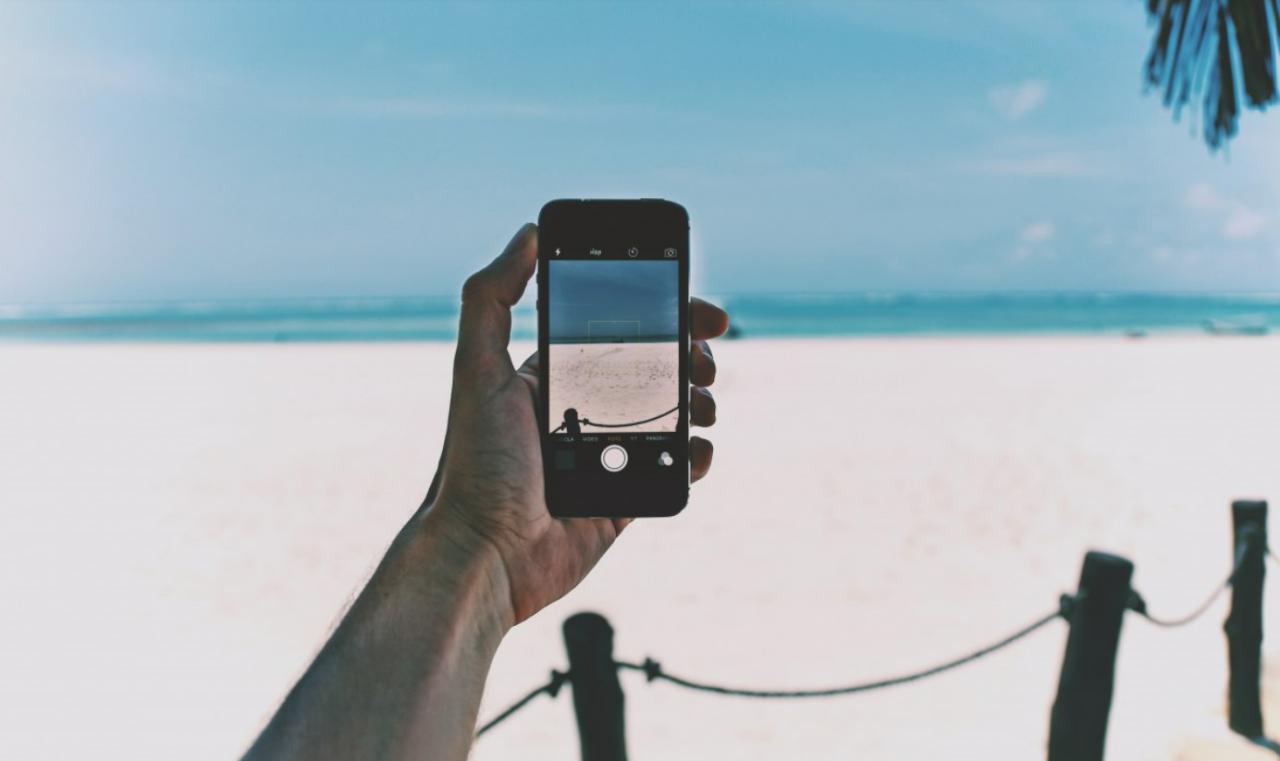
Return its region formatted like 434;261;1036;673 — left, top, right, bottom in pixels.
548;260;679;342
1;0;1277;304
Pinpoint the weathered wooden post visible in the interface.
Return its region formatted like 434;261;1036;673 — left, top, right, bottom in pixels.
563;612;628;761
1226;499;1268;740
1048;551;1134;761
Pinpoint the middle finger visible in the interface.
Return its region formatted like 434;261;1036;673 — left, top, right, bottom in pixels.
691;386;716;427
691;340;716;386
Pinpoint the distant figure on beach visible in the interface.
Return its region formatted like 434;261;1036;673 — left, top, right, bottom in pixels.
561;407;582;434
243;224;729;761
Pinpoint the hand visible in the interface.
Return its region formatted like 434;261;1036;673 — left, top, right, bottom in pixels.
428;223;728;625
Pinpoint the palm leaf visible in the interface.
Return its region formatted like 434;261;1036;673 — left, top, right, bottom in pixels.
1144;0;1279;148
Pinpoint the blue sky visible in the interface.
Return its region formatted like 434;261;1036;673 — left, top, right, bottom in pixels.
549;261;679;342
1;1;1276;304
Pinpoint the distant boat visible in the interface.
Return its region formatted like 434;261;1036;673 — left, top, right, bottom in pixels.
1202;315;1269;336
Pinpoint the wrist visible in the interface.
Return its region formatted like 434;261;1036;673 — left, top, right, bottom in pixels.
400;500;516;638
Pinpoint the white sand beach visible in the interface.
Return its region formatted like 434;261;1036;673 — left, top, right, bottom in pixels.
2;336;1280;761
548;342;680;433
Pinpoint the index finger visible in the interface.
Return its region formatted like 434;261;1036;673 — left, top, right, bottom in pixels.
691;297;729;341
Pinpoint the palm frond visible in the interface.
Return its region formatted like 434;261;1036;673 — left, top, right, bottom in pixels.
1144;0;1279;149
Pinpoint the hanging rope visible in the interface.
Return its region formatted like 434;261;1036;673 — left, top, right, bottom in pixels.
614;595;1075;699
475;670;569;737
1129;582;1232;628
1129;542;1248;628
474;536;1273;742
580;405;680;429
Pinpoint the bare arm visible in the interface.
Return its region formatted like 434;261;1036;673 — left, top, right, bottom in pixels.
243;507;511;760
243;225;728;761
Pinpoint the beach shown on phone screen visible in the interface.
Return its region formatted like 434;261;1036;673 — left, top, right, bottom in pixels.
547;260;679;434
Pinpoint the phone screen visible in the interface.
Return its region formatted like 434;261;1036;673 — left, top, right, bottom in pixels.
538;200;689;517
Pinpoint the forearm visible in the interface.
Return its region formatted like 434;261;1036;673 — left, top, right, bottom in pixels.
245;505;513;761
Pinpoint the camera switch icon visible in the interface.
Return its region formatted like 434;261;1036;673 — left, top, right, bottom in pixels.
658;451;673;467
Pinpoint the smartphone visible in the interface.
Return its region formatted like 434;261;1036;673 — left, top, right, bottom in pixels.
537;199;690;518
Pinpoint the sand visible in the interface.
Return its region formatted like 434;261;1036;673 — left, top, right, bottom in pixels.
547;342;680;433
2;336;1279;761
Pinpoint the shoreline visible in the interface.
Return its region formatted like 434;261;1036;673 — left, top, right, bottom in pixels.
0;330;1276;348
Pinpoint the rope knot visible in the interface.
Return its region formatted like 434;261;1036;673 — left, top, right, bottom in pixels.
547;669;570;697
640;657;663;682
1058;592;1081;621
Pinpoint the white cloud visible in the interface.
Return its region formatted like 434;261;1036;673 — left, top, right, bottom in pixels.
332;97;559;119
1184;183;1268;241
1184;182;1225;211
0;45;186;98
988;80;1047;119
1011;221;1055;262
1020;221;1055;243
1223;207;1268;240
326;96;644;121
966;152;1096;178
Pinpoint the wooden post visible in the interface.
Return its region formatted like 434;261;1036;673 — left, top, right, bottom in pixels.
1226;499;1268;740
563;612;627;761
1048;551;1134;761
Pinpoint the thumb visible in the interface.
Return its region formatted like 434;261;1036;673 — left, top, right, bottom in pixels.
454;223;538;383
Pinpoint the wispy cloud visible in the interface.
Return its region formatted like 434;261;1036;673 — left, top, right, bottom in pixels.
1223;207;1268;240
1183;182;1224;211
1183;183;1269;241
988;80;1047;119
1012;220;1056;261
321;95;651;121
966;152;1097;178
331;96;562;119
1020;221;1055;243
0;45;193;98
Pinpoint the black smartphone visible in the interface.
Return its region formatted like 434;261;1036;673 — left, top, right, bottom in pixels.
537;199;690;518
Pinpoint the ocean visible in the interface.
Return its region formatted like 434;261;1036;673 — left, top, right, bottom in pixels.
1;292;1277;342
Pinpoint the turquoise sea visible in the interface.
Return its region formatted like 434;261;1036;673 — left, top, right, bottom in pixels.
1;292;1277;342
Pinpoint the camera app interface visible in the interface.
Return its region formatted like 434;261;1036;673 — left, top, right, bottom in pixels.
547;255;680;474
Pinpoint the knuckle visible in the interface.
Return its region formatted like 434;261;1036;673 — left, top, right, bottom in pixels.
461;271;492;302
693;343;717;383
699;391;717;423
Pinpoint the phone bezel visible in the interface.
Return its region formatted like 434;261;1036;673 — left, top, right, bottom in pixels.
537;199;691;518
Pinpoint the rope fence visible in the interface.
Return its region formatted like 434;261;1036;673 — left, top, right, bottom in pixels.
474;498;1274;761
1127;543;1246;628
616;597;1071;699
475;670;568;737
552;405;680;433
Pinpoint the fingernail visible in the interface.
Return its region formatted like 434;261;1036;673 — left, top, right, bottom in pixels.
518;222;537;241
503;223;536;254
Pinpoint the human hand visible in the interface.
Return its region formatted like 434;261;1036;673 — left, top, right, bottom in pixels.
428;224;728;625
